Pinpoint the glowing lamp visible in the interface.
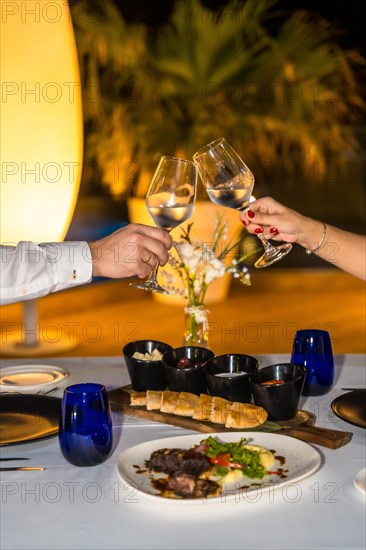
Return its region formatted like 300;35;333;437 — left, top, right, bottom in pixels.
0;0;83;355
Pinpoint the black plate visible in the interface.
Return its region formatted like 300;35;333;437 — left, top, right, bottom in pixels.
0;394;61;446
331;390;366;429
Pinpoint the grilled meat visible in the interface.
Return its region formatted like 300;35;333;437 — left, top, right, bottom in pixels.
147;447;220;498
167;474;219;498
148;448;211;476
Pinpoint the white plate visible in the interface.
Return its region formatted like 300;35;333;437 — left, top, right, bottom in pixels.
117;432;321;503
353;468;366;495
0;364;69;392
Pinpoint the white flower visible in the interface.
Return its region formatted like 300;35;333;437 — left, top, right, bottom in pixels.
165;216;252;304
193;277;203;296
205;257;226;284
175;241;202;272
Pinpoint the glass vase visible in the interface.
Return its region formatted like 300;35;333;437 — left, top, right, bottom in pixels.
183;305;209;348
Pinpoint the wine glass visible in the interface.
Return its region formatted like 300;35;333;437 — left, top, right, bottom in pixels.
131;156;197;293
59;383;113;467
193;138;292;268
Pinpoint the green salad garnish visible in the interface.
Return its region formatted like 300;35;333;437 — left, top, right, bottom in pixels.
200;436;266;479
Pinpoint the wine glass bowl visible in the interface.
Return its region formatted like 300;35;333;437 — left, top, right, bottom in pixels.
193;138;254;211
131;156;197;293
193;138;292;268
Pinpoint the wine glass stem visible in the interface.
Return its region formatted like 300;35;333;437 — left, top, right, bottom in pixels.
257;232;276;252
146;261;160;284
146;227;168;283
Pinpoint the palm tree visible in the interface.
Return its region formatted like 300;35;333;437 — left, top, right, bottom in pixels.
71;0;364;200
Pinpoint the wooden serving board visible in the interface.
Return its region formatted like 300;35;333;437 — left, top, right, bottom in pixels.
108;387;353;449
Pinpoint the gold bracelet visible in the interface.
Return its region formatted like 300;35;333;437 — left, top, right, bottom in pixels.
305;223;327;255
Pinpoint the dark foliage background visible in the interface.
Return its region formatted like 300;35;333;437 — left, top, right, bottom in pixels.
67;0;365;269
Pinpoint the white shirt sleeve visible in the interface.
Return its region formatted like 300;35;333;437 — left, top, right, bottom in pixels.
0;241;93;305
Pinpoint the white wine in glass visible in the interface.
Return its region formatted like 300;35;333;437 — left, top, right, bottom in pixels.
193;138;292;268
130;156;197;293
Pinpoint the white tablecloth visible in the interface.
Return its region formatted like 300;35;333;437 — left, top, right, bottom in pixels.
1;354;365;550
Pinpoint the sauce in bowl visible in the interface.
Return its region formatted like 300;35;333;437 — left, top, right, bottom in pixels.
261;379;286;386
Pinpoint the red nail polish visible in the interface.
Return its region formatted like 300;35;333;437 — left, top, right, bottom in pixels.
270;227;279;234
241;219;248;226
247;210;255;219
255;227;263;234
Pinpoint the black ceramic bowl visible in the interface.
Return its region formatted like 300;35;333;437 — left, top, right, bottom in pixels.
204;354;259;403
162;346;215;395
122;340;173;391
250;363;307;420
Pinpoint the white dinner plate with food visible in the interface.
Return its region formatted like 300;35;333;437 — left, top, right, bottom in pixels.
117;432;321;503
0;364;69;393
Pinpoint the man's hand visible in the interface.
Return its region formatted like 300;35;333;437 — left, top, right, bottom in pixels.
89;224;172;279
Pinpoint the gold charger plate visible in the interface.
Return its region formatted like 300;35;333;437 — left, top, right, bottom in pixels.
0;394;61;446
331;390;366;429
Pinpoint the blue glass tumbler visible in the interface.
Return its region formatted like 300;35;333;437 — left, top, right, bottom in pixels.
291;330;334;396
59;383;113;466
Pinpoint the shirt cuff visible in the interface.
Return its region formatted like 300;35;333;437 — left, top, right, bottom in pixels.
40;241;93;287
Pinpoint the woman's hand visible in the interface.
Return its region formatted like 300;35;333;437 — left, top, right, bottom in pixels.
240;197;366;280
240;197;324;249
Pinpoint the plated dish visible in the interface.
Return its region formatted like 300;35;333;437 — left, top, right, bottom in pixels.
331;390;366;429
117;431;321;503
0;394;61;446
0;364;68;393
